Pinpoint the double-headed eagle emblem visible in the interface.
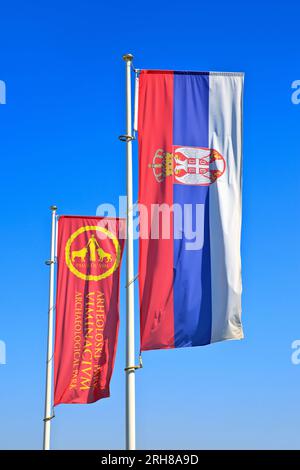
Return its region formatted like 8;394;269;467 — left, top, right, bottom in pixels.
149;147;225;186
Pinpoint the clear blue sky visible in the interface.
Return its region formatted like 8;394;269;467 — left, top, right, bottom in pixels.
0;0;300;450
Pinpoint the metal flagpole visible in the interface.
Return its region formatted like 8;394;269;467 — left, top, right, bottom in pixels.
43;205;57;450
122;53;136;450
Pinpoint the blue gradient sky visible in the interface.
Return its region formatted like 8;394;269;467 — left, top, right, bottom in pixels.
0;0;300;450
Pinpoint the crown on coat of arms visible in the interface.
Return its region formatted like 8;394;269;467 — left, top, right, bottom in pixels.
148;149;174;183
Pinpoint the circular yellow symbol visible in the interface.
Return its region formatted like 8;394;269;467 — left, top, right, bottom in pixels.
65;225;121;281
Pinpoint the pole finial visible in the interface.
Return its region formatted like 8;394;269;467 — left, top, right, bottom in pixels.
123;53;133;62
50;205;57;211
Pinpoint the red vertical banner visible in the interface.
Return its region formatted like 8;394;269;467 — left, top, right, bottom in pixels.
54;216;125;405
138;71;175;350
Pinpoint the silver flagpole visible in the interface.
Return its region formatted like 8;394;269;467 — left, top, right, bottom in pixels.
123;53;136;450
43;205;57;450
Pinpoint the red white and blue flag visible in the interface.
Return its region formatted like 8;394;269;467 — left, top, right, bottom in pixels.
137;70;244;351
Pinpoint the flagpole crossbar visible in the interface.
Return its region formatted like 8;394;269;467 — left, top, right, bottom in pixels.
46;349;54;364
125;273;139;288
43;414;55;423
127;201;138;216
45;260;55;266
124;355;143;372
119;134;135;142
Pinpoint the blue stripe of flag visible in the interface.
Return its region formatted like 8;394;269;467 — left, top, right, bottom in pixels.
173;72;212;347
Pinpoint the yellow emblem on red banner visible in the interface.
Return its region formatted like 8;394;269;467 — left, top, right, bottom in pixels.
65;225;121;281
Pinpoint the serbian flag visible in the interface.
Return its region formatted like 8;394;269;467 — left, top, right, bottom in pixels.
54;216;125;405
138;70;244;351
